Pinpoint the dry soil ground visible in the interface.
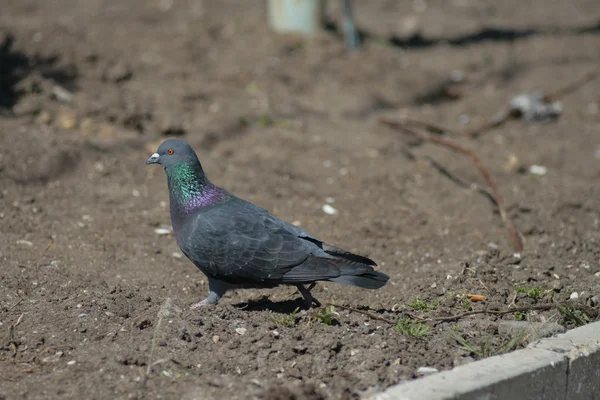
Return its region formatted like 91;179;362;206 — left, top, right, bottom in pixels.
1;1;600;399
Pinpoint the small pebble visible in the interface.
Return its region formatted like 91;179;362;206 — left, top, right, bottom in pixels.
67;360;76;366
529;165;547;176
570;292;579;300
580;262;590;269
154;228;172;235
17;240;33;246
350;349;360;356
212;335;220;343
171;252;183;259
430;282;437;288
322;204;338;215
235;327;247;335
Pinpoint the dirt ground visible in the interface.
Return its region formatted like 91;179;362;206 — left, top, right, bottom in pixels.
1;1;599;399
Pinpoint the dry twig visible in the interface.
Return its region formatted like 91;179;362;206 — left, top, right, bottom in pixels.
323;303;395;325
380;118;524;253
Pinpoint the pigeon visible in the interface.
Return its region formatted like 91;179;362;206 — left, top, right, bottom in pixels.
147;139;389;309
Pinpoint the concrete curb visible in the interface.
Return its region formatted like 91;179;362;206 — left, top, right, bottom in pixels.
369;320;600;400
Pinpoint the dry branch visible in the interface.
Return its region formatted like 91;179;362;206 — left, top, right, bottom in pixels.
379;118;524;253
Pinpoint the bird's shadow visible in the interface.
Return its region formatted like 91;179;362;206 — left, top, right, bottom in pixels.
233;296;307;314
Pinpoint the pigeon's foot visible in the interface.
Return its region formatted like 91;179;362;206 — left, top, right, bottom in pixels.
296;284;321;309
189;278;231;310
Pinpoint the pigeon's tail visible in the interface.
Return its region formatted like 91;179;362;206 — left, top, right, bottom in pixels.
330;269;389;289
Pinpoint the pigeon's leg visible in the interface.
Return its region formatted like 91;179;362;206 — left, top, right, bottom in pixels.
190;278;229;309
296;284;322;309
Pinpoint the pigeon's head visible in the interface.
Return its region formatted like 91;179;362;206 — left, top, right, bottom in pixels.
146;139;199;169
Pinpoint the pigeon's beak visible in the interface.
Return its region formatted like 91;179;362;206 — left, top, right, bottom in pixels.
146;153;160;165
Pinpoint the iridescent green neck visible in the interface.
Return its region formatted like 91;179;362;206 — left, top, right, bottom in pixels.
166;162;227;216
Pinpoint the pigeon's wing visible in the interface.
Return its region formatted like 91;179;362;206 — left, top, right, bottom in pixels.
177;199;331;284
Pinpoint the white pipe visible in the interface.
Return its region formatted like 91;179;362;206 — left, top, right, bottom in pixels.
267;0;324;36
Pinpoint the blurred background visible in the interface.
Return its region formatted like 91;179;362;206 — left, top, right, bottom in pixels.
1;1;599;399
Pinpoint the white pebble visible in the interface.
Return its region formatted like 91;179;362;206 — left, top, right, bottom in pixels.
16;240;33;246
132;189;140;197
67;360;76;365
417;367;439;376
172;252;183;259
292;220;301;226
235;327;247;335
154;228;172;235
271;330;280;337
322;204;338;215
529;165;547;176
350;349;360;356
430;282;437;288
553;274;560;280
580;262;590;269
595;271;600;277
570;292;579;300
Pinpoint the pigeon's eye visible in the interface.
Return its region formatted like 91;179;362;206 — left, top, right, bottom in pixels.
167;148;174;155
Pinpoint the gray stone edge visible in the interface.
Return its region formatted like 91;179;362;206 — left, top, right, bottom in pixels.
368;320;600;400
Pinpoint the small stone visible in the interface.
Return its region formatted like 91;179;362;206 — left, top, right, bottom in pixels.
350;349;360;356
154;228;172;235
67;360;76;366
595;271;600;277
212;335;220;343
271;330;280;337
235;327;247;335
430;282;437;289
551;281;563;292
52;85;73;103
529;165;547;176
322;204;338;215
171;252;183;259
16;240;33;246
42;351;63;363
417;367;439;376
503;154;520;173
570;292;579;300
56;107;77;130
